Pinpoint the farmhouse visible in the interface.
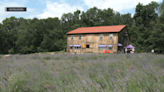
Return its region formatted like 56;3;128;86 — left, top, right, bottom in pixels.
66;25;130;53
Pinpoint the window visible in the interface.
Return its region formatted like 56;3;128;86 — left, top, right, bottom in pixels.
86;45;90;48
109;34;113;39
125;32;128;36
69;45;73;49
71;35;74;40
108;47;113;50
99;45;107;50
79;35;82;40
100;34;103;39
70;46;73;49
74;45;81;49
99;47;107;50
75;47;81;49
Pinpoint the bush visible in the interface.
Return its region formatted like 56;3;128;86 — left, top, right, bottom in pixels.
43;56;51;60
7;74;32;92
54;57;60;60
9;47;15;54
73;56;79;60
19;46;31;54
37;47;46;52
135;49;142;53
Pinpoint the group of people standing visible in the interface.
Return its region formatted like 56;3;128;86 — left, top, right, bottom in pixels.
125;48;135;54
124;48;155;54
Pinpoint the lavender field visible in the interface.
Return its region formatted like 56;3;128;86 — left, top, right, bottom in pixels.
0;53;164;92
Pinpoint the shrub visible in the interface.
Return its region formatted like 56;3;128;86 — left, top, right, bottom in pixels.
89;56;98;60
19;46;31;54
43;56;51;60
7;74;32;92
54;57;60;60
39;80;53;91
37;47;46;52
73;56;79;60
1;53;164;91
32;56;41;60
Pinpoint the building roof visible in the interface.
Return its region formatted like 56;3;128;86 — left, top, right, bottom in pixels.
124;44;135;49
67;25;127;34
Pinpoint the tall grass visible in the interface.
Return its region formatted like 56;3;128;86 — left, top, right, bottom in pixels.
0;53;164;92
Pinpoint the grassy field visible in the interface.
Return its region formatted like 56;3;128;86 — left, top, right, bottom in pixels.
0;53;164;92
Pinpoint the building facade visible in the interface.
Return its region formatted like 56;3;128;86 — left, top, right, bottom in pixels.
67;25;130;53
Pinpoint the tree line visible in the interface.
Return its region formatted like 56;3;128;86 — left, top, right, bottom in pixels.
0;1;164;54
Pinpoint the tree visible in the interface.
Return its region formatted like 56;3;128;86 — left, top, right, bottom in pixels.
1;1;164;54
100;8;115;26
151;13;164;53
61;13;74;30
121;13;133;27
2;16;19;53
133;2;159;52
0;23;7;53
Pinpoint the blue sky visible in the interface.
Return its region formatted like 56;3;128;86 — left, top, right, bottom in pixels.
0;0;163;23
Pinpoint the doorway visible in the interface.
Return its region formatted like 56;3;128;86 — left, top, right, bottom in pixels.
86;45;90;48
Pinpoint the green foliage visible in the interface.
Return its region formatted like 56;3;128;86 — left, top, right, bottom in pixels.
0;54;164;91
19;46;31;54
37;47;46;52
0;1;164;54
32;56;41;60
8;74;31;92
43;56;51;60
9;47;15;54
90;56;98;60
54;56;60;60
135;49;142;53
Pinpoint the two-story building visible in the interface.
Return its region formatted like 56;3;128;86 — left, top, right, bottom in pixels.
66;25;130;53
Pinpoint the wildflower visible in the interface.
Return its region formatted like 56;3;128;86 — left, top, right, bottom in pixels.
124;82;127;86
81;80;87;85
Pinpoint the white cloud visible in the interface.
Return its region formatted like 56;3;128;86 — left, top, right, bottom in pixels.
83;0;162;13
37;1;84;19
27;8;35;12
131;13;135;17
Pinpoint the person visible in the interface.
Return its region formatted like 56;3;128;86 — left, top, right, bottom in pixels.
151;49;154;54
125;48;127;54
131;48;135;53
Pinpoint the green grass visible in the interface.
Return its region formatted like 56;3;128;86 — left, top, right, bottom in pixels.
0;53;164;92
